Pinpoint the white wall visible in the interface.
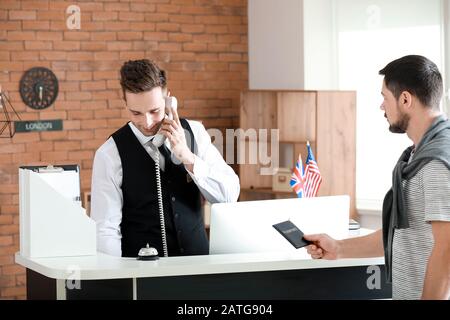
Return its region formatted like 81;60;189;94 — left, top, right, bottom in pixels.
249;0;304;89
248;0;336;90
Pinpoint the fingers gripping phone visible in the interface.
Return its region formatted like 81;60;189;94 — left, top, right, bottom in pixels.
152;96;178;148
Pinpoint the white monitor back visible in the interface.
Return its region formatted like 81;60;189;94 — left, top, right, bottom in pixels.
209;195;349;255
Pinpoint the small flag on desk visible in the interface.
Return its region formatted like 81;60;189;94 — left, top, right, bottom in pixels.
303;141;322;197
290;153;305;198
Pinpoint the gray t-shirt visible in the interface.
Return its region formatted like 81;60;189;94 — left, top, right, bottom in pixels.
392;160;450;299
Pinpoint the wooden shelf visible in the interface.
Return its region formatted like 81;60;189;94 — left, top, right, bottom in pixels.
239;188;297;201
239;90;356;217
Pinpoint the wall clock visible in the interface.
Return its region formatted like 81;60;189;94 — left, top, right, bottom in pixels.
19;67;59;110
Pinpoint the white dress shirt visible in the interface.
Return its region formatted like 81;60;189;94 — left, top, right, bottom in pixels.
90;121;240;256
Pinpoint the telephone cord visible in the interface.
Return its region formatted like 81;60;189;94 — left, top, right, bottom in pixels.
154;151;169;257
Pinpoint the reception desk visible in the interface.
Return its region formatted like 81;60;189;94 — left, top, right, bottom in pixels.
15;251;391;300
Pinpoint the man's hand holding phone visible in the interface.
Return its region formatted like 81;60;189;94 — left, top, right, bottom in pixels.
159;100;195;171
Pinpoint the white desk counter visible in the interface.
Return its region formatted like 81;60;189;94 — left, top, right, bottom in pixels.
15;250;391;300
16;251;384;280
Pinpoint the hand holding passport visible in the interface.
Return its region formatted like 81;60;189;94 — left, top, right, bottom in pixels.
273;220;312;249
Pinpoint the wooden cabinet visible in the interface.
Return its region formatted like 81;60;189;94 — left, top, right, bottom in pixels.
239;90;356;217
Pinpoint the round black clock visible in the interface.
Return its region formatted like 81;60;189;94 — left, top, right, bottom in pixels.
19;67;59;110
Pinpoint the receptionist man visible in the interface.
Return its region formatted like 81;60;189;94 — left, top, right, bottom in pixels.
90;59;240;258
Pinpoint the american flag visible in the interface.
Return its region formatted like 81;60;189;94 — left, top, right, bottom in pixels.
290;154;305;197
303;142;322;197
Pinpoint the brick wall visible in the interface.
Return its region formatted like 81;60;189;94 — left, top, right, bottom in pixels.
0;0;248;299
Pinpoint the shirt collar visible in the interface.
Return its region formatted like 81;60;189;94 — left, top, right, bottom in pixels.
128;122;154;146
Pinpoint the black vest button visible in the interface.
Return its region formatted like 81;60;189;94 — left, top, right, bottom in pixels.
174;213;179;219
180;248;184;253
171;196;176;202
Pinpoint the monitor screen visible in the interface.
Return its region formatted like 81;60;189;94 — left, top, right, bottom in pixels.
209;195;349;255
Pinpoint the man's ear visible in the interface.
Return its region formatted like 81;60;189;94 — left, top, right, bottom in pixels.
399;91;413;110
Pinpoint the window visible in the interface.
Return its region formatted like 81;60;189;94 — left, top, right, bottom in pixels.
334;0;444;208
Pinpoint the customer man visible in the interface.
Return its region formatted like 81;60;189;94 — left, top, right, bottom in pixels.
305;55;450;300
91;59;240;258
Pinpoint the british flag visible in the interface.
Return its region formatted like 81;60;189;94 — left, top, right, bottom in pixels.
290;154;305;197
303;142;322;197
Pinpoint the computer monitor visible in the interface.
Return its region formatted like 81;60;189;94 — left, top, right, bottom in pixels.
209;195;349;255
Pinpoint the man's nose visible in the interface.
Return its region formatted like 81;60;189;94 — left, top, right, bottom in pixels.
145;113;153;128
380;102;385;111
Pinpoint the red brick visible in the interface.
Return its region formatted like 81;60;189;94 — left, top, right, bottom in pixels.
53;41;80;51
68;110;94;120
80;42;107;51
22;21;50;30
68;130;94;141
119;12;144;21
169;14;194;24
0;236;13;247
81;80;106;91
0;216;13;225
143;32;168;41
117;32;142;41
40;131;68;141
63;120;81;130
94;52;119;61
36;31;62;41
119;51;145;61
129;22;155;31
11;51;39;61
40;151;68;162
131;3;156;12
68;150;94;161
107;42;132;51
181;24;205;34
24;41;52;50
22;0;49;10
93;12;118;21
0;275;15;287
0;225;18;235
79;2;104;11
1;42;23;50
104;3;130;11
64;32;90;41
168;33;192;42
40;51;67;61
0;1;20;9
107;22;130;31
156;23;180;32
26;141;53;153
54;141;81;151
7;31;35;40
9;10;36;20
183;43;207;52
36;11;64;21
66;72;91;81
144;13;168;22
1;286;26;297
0;22;21;30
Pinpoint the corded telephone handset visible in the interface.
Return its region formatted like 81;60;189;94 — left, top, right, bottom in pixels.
152;96;178;148
138;96;178;260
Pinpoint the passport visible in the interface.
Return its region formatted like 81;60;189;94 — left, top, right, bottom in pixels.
272;220;312;249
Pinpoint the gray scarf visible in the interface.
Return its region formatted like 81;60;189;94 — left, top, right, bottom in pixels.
382;114;450;283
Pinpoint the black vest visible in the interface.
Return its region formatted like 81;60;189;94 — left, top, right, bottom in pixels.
112;120;209;257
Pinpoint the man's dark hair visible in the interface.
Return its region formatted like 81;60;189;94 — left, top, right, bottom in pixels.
120;59;163;100
379;55;443;109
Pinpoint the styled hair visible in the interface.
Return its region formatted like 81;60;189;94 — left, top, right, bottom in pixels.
120;59;163;99
379;55;443;109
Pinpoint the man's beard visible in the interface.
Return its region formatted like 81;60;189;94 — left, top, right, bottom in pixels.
388;110;410;134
